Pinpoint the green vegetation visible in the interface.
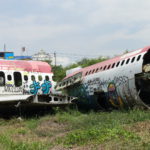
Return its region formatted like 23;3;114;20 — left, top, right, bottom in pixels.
0;109;150;149
52;57;108;81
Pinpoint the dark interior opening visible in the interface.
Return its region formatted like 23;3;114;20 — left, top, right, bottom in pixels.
143;49;150;66
135;49;150;105
95;91;110;110
14;72;22;87
0;72;5;86
135;73;150;105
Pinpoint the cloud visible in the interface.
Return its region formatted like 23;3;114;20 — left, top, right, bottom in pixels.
0;0;150;61
51;56;73;66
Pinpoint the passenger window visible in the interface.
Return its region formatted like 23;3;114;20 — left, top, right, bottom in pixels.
14;72;22;87
85;71;88;76
95;68;99;72
121;60;125;66
126;58;130;64
131;57;135;63
38;75;42;81
24;75;28;81
92;69;95;73
45;76;49;81
116;61;120;67
112;63;115;68
107;65;111;69
100;67;103;70
31;75;35;81
0;72;5;86
103;65;107;70
137;55;141;61
7;75;12;81
89;70;92;74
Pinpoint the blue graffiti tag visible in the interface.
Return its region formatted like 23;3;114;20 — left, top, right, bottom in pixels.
30;81;41;95
41;80;52;94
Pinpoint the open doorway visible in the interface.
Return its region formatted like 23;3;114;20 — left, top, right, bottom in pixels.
135;49;150;106
95;91;110;110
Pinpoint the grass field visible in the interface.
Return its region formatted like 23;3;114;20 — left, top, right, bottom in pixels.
0;109;149;150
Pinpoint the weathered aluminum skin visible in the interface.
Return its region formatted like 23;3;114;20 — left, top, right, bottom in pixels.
0;60;75;107
57;46;150;110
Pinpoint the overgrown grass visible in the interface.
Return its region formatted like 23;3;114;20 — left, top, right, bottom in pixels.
0;109;149;150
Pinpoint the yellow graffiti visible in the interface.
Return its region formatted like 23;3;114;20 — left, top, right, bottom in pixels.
6;81;13;85
23;71;29;75
109;96;123;108
16;68;24;71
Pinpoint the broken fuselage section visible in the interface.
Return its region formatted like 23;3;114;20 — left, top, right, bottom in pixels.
0;60;75;109
56;46;150;110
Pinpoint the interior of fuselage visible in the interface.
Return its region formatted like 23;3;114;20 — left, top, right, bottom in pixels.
135;49;150;106
95;91;110;110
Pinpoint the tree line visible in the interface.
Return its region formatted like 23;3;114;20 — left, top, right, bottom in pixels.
52;56;108;81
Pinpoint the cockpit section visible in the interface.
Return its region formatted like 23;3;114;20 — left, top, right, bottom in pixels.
135;49;150;106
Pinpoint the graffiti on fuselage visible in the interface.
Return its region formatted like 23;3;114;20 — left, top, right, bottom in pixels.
2;80;52;95
4;84;23;93
84;76;129;95
30;80;52;95
107;82;123;108
30;81;41;95
41;80;52;94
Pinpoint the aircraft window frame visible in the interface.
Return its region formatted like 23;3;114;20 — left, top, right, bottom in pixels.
24;75;28;81
92;69;95;73
112;63;115;68
38;75;43;81
131;57;135;63
121;60;125;66
95;68;99;73
7;75;12;81
107;64;111;69
45;76;49;81
31;75;35;81
88;70;92;74
116;61;120;67
85;71;88;76
14;72;22;87
137;55;141;61
103;65;107;70
126;58;130;64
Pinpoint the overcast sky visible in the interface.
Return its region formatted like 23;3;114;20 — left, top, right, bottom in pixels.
0;0;150;65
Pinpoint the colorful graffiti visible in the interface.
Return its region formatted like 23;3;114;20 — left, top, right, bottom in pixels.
3;81;23;93
30;81;41;95
30;80;52;95
4;84;23;93
107;82;123;108
84;76;129;95
41;80;52;94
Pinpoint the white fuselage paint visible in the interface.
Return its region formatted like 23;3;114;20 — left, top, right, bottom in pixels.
81;51;146;107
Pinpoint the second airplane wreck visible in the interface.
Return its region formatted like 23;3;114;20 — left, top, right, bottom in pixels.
56;46;150;110
0;60;75;109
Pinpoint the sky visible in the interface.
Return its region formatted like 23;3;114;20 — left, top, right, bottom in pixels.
0;0;150;66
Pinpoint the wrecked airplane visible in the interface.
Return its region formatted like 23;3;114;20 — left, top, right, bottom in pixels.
0;60;75;108
56;46;150;110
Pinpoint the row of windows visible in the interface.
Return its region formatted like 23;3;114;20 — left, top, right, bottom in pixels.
6;74;49;82
85;54;142;76
24;75;49;82
0;71;50;87
58;73;82;87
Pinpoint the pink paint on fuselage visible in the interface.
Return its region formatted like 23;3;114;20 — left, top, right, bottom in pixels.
0;60;52;73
